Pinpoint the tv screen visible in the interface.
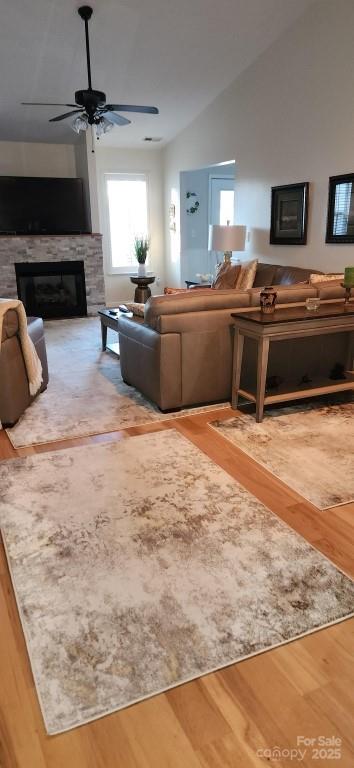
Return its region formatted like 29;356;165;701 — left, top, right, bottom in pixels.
0;176;90;235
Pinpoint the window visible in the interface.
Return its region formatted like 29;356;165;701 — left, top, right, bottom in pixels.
333;181;352;236
219;189;234;225
105;173;149;273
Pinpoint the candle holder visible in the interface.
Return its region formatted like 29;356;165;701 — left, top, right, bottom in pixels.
341;283;354;304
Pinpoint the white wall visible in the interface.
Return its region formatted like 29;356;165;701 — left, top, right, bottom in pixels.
74;137;92;232
96;146;165;305
164;0;354;285
0;141;76;177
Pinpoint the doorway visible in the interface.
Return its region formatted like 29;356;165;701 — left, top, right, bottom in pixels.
179;161;235;285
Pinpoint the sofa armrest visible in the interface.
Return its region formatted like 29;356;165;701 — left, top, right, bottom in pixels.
118;315;182;410
118;315;155;347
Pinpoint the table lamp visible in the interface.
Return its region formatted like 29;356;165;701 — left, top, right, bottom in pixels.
208;223;246;263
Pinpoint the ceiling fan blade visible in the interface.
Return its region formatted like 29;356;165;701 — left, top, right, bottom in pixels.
49;109;83;122
22;102;78;107
104;104;159;115
104;111;131;127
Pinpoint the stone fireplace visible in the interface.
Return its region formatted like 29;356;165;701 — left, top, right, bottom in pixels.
0;234;105;315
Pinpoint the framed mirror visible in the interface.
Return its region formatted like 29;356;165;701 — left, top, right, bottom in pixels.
326;173;354;243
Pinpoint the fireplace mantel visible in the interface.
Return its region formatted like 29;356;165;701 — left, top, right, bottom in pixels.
0;234;105;315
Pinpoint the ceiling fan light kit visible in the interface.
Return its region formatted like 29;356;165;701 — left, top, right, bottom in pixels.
21;5;159;141
72;114;89;134
95;117;114;137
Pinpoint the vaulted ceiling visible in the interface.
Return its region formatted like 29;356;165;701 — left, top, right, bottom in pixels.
0;0;314;147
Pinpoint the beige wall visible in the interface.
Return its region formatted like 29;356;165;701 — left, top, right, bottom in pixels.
96;146;165;305
163;0;354;285
0;141;76;177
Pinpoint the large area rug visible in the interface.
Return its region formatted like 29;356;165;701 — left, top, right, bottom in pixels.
6;318;227;447
211;402;354;510
1;429;354;734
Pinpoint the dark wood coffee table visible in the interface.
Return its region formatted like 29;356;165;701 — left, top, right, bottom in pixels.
231;302;354;421
98;308;132;358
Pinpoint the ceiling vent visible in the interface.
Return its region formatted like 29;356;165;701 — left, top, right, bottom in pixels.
143;136;162;142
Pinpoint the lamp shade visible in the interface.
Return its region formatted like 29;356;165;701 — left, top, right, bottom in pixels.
208;224;246;252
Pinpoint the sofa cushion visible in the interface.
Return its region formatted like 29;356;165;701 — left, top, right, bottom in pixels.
253;263;323;287
309;273;344;284
164;286;189;294
235;258;258;290
212;261;241;289
253;263;278;287
124;302;145;317
273;265;322;285
164;286;218;295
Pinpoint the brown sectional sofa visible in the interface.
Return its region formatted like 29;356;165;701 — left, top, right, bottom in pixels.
118;263;352;411
0;312;49;426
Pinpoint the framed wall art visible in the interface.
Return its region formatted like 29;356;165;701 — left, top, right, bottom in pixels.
270;182;309;245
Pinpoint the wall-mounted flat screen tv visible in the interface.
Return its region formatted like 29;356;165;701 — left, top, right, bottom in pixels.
0;176;90;235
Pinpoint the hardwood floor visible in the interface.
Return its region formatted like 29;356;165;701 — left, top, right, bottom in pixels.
0;407;353;768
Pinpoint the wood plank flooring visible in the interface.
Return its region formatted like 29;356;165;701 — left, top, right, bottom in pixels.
0;407;353;768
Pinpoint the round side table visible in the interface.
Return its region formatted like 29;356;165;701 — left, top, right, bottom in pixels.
130;275;155;303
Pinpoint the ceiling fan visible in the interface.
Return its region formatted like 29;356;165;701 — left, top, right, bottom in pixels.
22;5;159;138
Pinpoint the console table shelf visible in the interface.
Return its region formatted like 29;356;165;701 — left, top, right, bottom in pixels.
231;302;354;422
238;372;354;406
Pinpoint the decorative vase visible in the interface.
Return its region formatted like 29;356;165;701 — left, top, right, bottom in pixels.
260;286;277;314
137;263;146;277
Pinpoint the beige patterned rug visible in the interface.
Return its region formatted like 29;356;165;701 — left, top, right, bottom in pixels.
6;318;227;447
1;429;354;734
211;402;354;510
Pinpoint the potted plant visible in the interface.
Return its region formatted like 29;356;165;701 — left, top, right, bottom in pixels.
134;236;150;276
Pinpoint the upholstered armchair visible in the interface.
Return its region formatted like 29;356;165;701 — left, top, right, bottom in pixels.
0;311;48;427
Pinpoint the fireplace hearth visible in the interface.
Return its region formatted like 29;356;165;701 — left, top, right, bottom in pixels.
15;261;87;319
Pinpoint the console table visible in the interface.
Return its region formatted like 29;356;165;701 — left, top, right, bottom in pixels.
231;302;354;422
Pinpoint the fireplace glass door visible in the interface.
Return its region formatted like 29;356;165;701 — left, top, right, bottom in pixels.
15;261;87;319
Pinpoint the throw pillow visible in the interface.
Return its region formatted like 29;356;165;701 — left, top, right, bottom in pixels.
212;261;241;289
124;302;145;317
309;273;344;284
235;258;258;290
164;287;189;295
164;286;215;295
